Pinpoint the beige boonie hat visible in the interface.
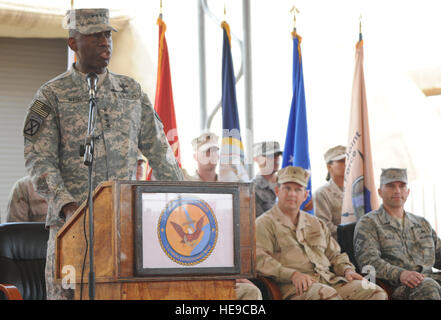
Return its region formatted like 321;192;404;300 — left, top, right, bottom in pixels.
191;132;219;152
380;168;408;185
324;145;346;163
277;166;310;187
253;141;283;158
65;8;117;35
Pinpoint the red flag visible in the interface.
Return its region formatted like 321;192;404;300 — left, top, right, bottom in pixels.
146;16;181;179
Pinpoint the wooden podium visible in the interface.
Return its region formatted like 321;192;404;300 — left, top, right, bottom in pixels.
55;180;256;300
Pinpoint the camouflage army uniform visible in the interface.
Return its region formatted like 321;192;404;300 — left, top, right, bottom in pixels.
253;175;277;218
23;66;183;299
354;205;441;299
313;178;343;240
6;175;48;222
256;204;387;300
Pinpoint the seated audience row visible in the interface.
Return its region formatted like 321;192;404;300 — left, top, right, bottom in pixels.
7;132;440;300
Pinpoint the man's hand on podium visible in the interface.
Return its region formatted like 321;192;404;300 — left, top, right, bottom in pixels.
61;202;80;221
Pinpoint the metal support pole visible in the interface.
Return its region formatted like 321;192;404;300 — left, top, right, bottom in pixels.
242;0;254;178
198;0;208;131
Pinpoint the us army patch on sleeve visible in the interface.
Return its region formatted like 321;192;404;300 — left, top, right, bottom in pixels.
23;100;51;141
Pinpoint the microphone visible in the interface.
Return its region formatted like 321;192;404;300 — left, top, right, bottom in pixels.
86;72;98;98
83;72;98;166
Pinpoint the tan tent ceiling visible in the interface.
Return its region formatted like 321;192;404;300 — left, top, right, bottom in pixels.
0;0;156;103
0;1;129;38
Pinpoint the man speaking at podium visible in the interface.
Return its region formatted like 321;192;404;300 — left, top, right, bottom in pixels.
23;8;183;299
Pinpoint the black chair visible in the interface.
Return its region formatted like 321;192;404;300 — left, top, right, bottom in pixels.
337;222;360;273
0;222;48;300
337;222;393;299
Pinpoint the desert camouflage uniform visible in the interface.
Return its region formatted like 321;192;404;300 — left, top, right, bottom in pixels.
235;281;262;300
23;66;183;299
253;175;277;218
256;205;386;300
313;178;343;240
6;175;48;222
354;205;441;299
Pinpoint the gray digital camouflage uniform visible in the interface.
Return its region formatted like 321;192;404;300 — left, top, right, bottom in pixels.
354;205;441;299
256;205;387;300
6;175;48;222
23;66;183;299
313;178;343;240
253;175;277;218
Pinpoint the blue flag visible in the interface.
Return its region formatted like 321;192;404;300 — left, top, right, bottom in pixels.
219;21;249;182
282;32;313;213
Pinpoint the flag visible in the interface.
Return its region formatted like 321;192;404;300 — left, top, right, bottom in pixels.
218;21;249;182
146;16;181;180
341;38;379;224
282;32;313;213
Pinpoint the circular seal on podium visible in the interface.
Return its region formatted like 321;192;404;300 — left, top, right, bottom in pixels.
157;196;218;266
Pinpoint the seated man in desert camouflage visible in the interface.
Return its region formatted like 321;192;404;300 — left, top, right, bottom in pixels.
354;168;441;300
256;166;387;300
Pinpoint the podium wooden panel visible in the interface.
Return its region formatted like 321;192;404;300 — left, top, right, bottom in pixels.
55;180;256;300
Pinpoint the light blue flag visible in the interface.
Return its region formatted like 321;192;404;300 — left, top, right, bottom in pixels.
282;32;313;213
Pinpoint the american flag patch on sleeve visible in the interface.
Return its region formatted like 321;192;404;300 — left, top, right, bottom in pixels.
30;100;51;119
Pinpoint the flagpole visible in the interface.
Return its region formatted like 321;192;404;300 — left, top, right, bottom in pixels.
282;6;313;212
219;19;249;182
200;0;244;130
290;5;299;33
151;2;182;179
242;0;254;178
341;17;379;223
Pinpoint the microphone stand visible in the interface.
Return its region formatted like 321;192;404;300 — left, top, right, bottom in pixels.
84;73;98;300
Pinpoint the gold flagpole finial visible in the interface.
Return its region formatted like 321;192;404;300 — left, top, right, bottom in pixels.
71;0;74;9
359;14;363;41
160;0;163;17
290;5;300;32
224;2;227;20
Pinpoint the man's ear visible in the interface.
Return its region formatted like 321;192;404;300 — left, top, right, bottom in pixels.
378;187;383;199
67;37;77;52
274;185;279;197
326;163;332;172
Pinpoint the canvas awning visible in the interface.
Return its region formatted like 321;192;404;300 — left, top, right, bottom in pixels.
0;1;156;97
